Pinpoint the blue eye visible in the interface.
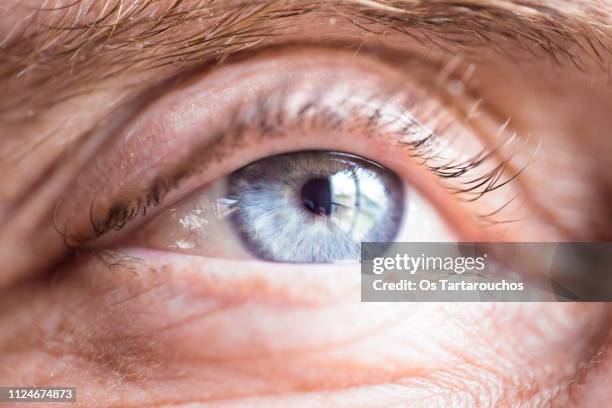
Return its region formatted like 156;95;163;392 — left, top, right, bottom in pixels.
227;151;404;262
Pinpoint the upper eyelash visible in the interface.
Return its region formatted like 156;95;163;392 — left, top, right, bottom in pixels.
81;82;527;243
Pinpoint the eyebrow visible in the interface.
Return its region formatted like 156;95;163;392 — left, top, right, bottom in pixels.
1;0;610;118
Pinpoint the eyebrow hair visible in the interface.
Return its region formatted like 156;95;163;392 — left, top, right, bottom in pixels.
0;0;610;119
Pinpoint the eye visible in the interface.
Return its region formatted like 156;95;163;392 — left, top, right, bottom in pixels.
131;145;461;261
136;150;409;262
55;48;526;256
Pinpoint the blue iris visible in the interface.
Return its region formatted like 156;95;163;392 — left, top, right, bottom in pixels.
227;151;404;262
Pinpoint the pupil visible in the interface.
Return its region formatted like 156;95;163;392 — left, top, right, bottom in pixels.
301;177;333;216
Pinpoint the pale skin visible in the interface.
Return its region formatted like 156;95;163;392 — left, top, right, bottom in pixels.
0;1;612;407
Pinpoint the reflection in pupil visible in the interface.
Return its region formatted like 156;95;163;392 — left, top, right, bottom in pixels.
301;177;333;216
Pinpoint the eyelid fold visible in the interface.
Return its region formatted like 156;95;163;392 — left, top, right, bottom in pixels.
53;47;522;248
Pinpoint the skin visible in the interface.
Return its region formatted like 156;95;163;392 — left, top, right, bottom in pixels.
0;1;611;407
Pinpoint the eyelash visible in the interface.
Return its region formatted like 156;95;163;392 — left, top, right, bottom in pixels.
82;79;525;243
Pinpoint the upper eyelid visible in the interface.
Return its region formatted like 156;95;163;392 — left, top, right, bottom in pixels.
52;48;524;246
87;88;437;239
